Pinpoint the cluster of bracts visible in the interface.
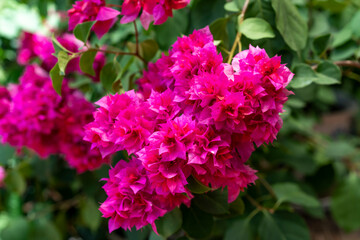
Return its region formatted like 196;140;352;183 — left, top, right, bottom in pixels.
0;0;293;233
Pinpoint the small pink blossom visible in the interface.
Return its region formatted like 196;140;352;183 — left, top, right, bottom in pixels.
17;32;105;81
121;0;190;30
99;159;189;232
84;91;156;157
68;0;120;39
0;65;108;173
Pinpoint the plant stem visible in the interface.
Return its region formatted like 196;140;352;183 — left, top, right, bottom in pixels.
84;48;146;65
227;0;250;64
247;208;261;220
334;60;360;69
245;194;263;210
311;60;360;70
259;177;277;199
133;21;140;55
227;33;241;64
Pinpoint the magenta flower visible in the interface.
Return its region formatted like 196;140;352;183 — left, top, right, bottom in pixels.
0;65;109;173
99;159;189;233
0;87;11;119
121;0;190;30
84;90;156;157
17;32;105;81
68;0;120;39
85;27;294;232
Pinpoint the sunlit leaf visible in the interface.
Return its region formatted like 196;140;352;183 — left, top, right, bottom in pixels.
80;50;97;76
331;173;360;232
272;0;308;51
155;208;182;238
273;182;320;208
74;21;95;44
49;63;64;96
239;18;275;40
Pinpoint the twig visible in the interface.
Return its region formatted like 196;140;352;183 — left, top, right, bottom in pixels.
334;60;360;69
133;21;140;55
312;60;360;70
247;208;261;220
245;194;263;210
84;47;146;65
227;0;250;64
258;177;277;199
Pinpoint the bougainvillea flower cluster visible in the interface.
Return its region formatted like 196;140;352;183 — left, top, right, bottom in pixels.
17;31;105;81
68;0;120;39
84;27;293;232
121;0;190;29
0;65;109;173
68;0;190;33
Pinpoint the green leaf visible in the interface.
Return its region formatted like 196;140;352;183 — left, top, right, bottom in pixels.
79;50;97;76
286;98;305;108
140;39;159;62
271;0;308;51
7;193;22;217
229;196;245;215
309;11;330;37
155;208;182;238
29;220;61;240
314;61;341;85
316;86;336;104
57;51;72;76
186;175;211;194
193;188;229;215
154;8;189;50
210;18;229;48
149;231;165;240
330;41;358;60
190;0;226;30
112;79;123;93
49;63;64;96
224;2;240;12
332;26;352;48
73;21;95;44
0;212;10;232
273;182;320;208
100;62;120;93
51;34;72;55
0;144;15;165
277;140;317;175
290;64;317;89
331;173;360;231
350;10;360;37
313;34;331;55
224;219;252;240
1;217;29;240
324;140;356;160
81;198;101;231
181;205;214;239
239;18;275;40
313;0;350;13
290;62;340;88
126;227;150;240
259;211;310;240
5;169;26;195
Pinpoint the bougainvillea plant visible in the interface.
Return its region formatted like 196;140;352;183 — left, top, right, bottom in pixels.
1;0;360;239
